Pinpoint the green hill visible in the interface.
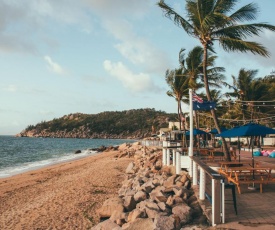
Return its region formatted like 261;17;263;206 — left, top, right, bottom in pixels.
17;108;177;139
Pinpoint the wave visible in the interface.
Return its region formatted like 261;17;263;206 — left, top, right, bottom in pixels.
0;149;98;178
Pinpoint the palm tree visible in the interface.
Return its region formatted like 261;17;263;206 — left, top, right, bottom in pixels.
158;0;275;161
224;68;270;122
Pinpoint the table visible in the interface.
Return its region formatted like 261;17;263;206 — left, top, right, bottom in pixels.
218;160;259;176
225;166;272;194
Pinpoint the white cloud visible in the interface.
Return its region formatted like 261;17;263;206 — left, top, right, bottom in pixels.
44;55;66;75
39;110;54;116
3;84;17;92
103;60;161;93
101;16;171;75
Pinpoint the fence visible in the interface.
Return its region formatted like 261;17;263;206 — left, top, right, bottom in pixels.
190;156;226;226
140;140;163;147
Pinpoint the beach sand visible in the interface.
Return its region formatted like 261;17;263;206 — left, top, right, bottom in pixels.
0;150;132;230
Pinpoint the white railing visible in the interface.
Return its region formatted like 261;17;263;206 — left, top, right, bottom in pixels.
161;141;225;226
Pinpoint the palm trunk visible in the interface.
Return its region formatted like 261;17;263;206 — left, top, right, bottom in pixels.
177;100;181;130
202;45;231;161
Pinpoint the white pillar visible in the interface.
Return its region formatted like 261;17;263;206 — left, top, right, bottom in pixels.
162;148;167;166
189;89;194;157
189;158;193;177
176;151;181;174
167;149;170;166
189;89;194;175
193;161;198;185
173;149;176;166
199;169;206;200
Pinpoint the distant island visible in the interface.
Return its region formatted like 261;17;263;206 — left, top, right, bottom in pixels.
16;108;177;139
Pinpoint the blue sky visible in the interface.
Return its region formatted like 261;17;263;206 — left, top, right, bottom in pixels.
1;0;275;135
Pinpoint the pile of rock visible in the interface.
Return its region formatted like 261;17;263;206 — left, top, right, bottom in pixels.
92;143;209;230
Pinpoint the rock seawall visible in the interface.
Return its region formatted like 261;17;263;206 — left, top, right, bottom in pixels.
91;143;209;229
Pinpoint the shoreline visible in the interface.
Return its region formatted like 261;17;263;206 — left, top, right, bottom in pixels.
0;147;133;229
0;150;99;179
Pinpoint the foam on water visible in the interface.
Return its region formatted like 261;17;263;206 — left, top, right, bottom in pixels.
0;149;98;178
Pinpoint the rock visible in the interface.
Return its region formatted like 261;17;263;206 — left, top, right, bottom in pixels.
166;195;174;207
172;203;192;225
90;219;122;230
97;197;124;218
133;191;147;202
127;209;146;223
122;218;155;230
74;150;81;154
163;175;177;189
154;215;175;230
140;180;154;193
154;160;162;170
110;210;127;226
126;162;135;174
123;196;137;211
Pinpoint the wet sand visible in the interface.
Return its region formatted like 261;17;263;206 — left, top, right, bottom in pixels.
0;150;132;230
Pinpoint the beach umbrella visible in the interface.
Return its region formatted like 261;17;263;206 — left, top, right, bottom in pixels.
209;127;227;134
217;123;275;167
217;123;275;189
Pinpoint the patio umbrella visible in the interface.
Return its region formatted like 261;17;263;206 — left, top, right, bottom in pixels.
209;127;227;134
217;123;275;187
217;123;275;163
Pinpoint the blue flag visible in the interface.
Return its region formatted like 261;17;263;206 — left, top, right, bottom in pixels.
193;100;216;111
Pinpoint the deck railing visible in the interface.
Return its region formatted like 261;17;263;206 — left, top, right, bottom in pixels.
190;156;225;226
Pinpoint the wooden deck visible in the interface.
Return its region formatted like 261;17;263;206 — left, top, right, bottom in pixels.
205;149;275;229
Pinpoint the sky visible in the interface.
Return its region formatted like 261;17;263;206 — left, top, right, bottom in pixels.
1;0;275;135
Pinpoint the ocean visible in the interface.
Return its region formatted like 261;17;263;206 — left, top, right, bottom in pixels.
0;135;136;178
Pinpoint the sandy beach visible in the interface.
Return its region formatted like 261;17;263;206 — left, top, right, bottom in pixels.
0;150;132;230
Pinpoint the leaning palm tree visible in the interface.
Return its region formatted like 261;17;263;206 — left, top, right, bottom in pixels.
158;0;275;161
165;67;189;130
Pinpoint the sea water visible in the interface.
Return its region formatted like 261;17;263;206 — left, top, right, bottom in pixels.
0;135;136;178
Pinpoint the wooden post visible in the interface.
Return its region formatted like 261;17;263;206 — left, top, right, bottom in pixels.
212;179;222;226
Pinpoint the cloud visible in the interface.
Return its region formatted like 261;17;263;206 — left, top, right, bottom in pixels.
100;16;171;75
44;55;66;75
103;60;161;93
3;84;17;92
39;110;54;116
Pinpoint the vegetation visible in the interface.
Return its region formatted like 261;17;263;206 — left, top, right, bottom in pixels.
22;109;177;139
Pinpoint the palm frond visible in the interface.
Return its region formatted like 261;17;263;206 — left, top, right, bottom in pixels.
229;3;258;22
214;23;275;39
219;37;270;57
158;0;194;36
213;0;237;14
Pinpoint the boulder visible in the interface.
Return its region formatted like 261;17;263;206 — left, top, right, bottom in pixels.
154;215;175;230
126;162;135;174
133;191;147;202
172;203;192;225
90;219;122;230
122;218;155;230
123;195;137;211
97;197;124;218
